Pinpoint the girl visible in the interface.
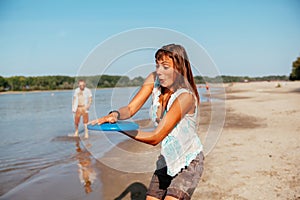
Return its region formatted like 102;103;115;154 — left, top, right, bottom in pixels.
90;44;204;200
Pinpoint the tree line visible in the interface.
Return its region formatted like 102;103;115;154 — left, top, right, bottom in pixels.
0;74;291;92
0;75;145;92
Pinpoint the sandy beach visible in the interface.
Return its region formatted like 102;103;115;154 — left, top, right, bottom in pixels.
193;81;300;200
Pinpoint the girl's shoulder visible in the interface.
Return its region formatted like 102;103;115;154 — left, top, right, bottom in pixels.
174;88;193;97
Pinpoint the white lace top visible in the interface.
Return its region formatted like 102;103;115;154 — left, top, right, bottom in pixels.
150;78;203;176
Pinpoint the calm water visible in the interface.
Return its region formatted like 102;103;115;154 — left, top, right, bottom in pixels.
0;87;212;199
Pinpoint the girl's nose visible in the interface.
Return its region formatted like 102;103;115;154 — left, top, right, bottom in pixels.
156;65;163;75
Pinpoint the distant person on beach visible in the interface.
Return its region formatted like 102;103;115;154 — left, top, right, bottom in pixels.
205;82;210;91
72;80;92;138
205;82;211;102
90;44;204;200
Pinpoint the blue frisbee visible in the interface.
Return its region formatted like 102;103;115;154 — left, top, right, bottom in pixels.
87;121;139;131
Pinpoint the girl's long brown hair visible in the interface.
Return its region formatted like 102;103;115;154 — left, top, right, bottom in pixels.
155;44;200;104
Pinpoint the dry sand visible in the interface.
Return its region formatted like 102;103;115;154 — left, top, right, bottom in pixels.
193;81;300;200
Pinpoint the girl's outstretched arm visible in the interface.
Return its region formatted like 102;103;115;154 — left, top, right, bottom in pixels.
89;72;155;125
118;72;155;119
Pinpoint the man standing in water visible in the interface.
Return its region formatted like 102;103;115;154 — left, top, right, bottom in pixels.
72;80;92;138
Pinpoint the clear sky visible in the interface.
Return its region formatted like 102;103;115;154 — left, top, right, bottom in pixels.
0;0;300;77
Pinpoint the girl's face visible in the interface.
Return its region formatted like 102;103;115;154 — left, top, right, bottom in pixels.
156;55;177;90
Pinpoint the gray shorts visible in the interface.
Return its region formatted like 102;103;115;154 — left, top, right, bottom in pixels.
147;152;204;200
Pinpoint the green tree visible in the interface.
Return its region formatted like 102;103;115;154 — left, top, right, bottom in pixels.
0;76;8;91
289;56;300;81
7;76;22;91
130;76;144;86
194;76;204;84
116;76;130;87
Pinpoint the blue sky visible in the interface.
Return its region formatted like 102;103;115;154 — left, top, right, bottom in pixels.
0;0;300;77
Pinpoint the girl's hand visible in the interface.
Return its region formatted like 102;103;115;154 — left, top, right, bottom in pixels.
88;113;118;125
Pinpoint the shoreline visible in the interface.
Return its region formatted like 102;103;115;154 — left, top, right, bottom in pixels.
1;80;294;95
1;80;299;199
0;89;73;95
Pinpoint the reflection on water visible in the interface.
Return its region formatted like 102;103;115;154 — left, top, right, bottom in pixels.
75;140;97;194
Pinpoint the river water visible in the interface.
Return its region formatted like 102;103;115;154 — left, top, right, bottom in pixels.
0;87;212;199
